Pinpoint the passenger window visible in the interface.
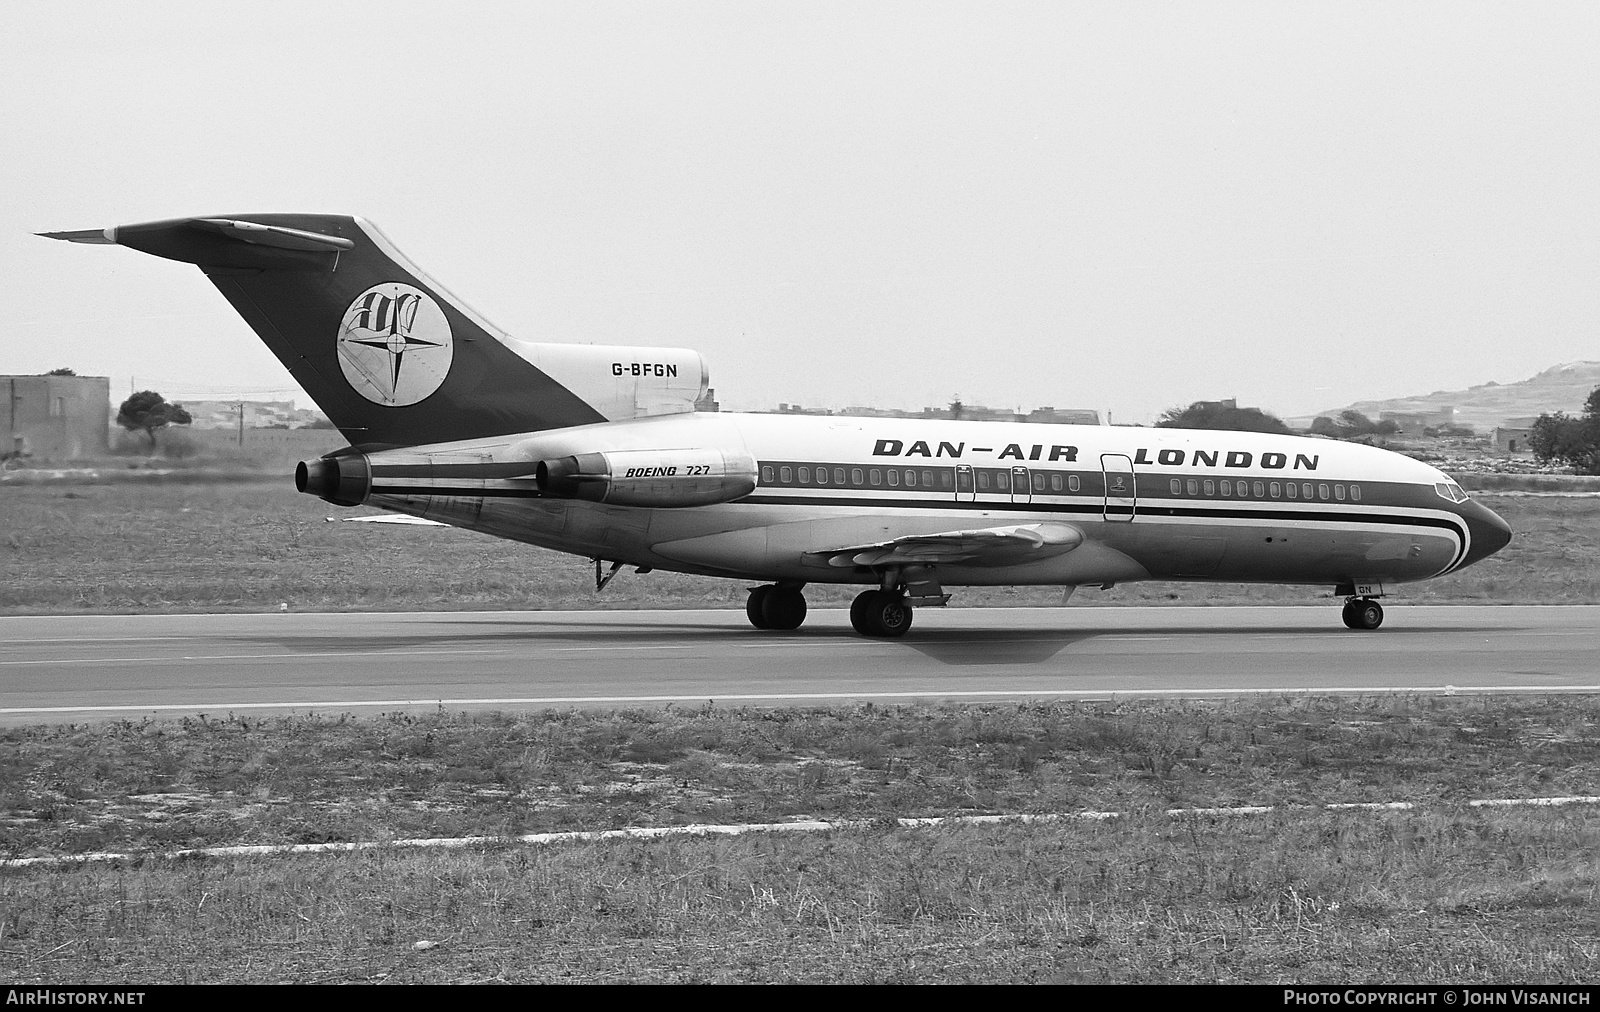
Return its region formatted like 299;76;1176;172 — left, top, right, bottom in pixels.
1303;483;1313;500
1068;474;1080;492
833;468;845;485
817;468;828;485
940;471;954;489
1203;480;1214;495
1286;482;1296;499
1170;478;1182;495
798;467;810;483
1220;480;1232;496
1351;484;1360;501
761;466;774;483
1187;479;1199;496
1335;484;1345;501
977;472;989;490
1269;482;1280;498
1253;481;1265;498
780;466;792;483
1319;484;1330;500
1033;472;1045;491
1051;474;1063;491
888;470;900;487
870;468;881;486
922;470;934;487
905;470;917;488
852;468;864;485
996;471;1009;491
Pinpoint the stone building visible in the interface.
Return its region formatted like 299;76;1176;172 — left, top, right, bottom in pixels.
2;374;110;459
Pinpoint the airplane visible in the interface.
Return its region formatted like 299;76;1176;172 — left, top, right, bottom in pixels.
41;214;1513;637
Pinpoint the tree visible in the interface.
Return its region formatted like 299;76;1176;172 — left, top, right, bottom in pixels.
1156;401;1291;434
1309;410;1400;440
46;367;76;376
116;390;193;449
1529;385;1600;474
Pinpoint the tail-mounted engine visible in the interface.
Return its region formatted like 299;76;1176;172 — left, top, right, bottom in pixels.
536;448;757;508
296;452;371;506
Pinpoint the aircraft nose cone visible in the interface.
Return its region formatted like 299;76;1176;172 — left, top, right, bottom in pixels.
1458;499;1512;570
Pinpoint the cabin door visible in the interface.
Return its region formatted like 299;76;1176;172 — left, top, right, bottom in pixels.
1011;466;1032;504
955;464;976;503
1101;454;1136;521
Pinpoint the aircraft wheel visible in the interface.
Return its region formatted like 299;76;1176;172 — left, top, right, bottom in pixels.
1341;600;1360;629
761;587;808;630
746;586;773;629
849;590;876;635
1351;599;1384;630
856;590;912;638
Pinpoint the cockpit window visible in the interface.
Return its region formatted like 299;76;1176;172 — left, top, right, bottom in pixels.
1434;482;1469;504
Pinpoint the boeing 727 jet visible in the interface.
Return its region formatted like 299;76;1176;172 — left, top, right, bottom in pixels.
42;214;1512;636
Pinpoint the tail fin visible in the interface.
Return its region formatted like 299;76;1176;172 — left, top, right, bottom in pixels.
42;214;704;448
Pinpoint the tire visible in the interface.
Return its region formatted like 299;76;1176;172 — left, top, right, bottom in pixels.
1354;600;1384;630
1341;600;1360;629
849;590;876;635
859;590;913;638
746;586;773;629
761;588;808;630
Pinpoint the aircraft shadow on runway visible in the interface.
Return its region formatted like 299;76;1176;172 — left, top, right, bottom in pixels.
225;618;1522;669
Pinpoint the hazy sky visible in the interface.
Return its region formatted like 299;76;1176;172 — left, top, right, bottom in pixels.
4;1;1598;423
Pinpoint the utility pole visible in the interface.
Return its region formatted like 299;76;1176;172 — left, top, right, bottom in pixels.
237;401;245;447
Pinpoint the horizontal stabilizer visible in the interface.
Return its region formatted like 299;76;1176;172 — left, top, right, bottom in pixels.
192;218;355;251
37;228;116;244
326;513;448;526
809;522;1083;568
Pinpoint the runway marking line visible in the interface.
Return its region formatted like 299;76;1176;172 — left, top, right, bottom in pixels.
5;684;1600;716
0;647;511;667
6;797;1596;870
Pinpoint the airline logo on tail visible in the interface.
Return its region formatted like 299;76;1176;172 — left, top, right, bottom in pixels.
337;283;454;406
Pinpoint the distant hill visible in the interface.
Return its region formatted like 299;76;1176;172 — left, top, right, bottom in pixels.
1295;361;1600;433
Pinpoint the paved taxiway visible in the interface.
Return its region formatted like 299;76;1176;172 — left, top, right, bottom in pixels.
1;606;1596;724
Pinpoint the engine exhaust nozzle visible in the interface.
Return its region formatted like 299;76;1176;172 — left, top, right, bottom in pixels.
295;453;371;507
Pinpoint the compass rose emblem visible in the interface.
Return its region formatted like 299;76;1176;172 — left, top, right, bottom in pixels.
336;283;454;406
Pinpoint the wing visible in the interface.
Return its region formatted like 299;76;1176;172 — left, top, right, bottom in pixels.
325;513;449;526
806;523;1083;569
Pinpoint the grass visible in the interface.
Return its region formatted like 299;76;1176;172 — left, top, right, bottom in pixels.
3;698;1597;857
2;813;1596;983
1;698;1596;982
1;482;1594;612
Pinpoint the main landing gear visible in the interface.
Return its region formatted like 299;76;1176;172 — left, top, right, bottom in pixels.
849;589;913;638
742;584;915;637
1341;598;1384;630
746;584;808;630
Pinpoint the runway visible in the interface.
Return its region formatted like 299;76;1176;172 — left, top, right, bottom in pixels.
2;606;1597;724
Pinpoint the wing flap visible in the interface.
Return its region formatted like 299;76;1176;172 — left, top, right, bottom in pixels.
808;522;1083;568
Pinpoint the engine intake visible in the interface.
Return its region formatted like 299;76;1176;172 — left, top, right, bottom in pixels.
536;448;757;508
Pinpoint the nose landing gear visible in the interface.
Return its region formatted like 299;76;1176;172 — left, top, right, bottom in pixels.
1341;598;1384;630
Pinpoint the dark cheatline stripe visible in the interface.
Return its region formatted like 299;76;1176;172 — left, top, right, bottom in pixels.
371;463;541;479
371;484;544;499
371;484;1467;547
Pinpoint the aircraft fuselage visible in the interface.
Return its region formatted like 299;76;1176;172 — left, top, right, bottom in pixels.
347;411;1510;593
